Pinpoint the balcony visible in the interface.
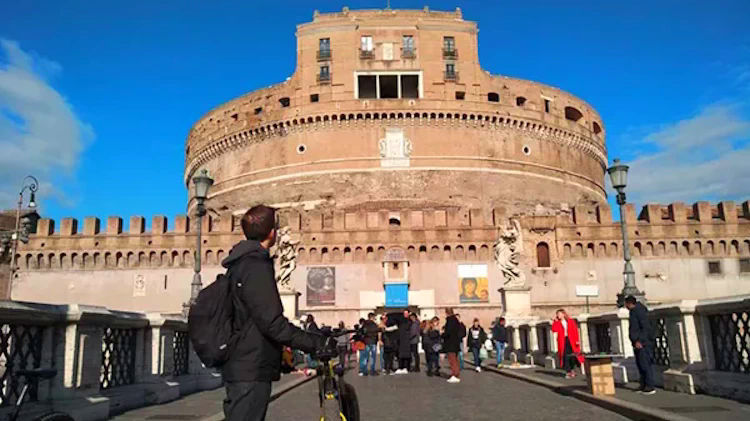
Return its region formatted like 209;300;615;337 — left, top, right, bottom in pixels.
401;48;416;59
443;48;458;59
317;49;332;61
444;71;459;82
359;49;374;59
317;72;331;84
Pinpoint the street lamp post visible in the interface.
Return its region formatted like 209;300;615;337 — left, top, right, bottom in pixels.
607;159;645;307
183;169;214;317
6;176;39;297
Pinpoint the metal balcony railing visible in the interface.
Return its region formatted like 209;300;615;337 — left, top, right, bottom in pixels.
317;73;331;83
401;48;416;59
443;48;458;59
317;49;332;61
444;71;459;82
359;49;374;59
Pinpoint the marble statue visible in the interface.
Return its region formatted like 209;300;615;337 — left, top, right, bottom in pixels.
274;226;299;288
494;219;526;288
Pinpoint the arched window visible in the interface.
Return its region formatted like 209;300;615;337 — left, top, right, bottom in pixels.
536;242;550;267
487;92;499;102
564;106;583;122
516;96;527;107
592;121;602;134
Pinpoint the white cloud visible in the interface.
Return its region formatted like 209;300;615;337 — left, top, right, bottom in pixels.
626;104;750;205
0;39;92;209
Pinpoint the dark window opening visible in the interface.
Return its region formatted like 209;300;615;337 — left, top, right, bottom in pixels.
455;91;465;100
358;75;377;99
318;38;331;60
565;106;583;122
320;65;330;78
516;96;527;107
740;258;750;273
393;262;399;269
708;261;722;275
310;94;319;103
445;63;457;80
279;97;290;107
389;217;401;227
537;242;551;267
544;99;551;113
443;36;455;52
401;75;419;98
254;107;262;115
379;75;398;99
231;113;238;121
488;92;499;102
593;121;602;134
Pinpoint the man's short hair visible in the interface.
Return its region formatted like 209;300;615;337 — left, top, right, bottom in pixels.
625;295;638;305
240;205;276;240
367;312;375;319
499;317;506;323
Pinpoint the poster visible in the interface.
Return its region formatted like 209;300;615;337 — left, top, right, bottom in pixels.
306;267;335;306
458;264;488;303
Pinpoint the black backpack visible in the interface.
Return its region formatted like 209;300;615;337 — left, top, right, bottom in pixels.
188;272;238;368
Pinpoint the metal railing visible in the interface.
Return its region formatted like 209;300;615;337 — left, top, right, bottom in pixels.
443;48;458;59
0;323;43;407
316;50;331;61
651;316;671;367
100;327;137;389
173;330;190;376
444;71;459;82
317;73;331;83
401;48;416;59
708;309;749;374
359;49;374;59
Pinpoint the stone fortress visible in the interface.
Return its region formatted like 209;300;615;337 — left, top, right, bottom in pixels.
11;7;750;327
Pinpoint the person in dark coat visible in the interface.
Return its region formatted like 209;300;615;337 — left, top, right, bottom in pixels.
422;317;442;376
221;205;323;421
467;318;487;372
442;308;461;383
491;317;508;368
396;310;412;374
360;313;380;376
625;295;656;395
409;313;421;372
382;314;399;374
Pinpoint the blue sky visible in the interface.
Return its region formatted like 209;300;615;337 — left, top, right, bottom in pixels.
1;0;749;229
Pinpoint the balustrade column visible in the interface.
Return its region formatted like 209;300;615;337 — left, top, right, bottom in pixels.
145;313;176;378
528;322;539;353
609;308;634;358
512;326;521;353
577;314;591;353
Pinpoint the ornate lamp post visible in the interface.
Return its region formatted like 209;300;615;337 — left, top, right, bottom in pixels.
183;169;213;316
607;159;645;307
4;176;39;296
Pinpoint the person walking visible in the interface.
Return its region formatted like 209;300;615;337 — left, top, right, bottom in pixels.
456;314;467;370
467;318;487;372
334;321;351;369
409;313;421;372
491;317;508;368
551;308;584;379
382;314;399;374
625;296;656;395
219;205;323;421
360;313;379;376
442;308;462;383
396;310;412;374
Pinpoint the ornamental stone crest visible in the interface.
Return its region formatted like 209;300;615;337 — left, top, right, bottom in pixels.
274;226;299;289
493;219;526;288
379;128;412;167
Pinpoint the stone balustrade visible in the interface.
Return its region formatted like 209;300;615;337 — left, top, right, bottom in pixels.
504;294;750;402
0;301;221;421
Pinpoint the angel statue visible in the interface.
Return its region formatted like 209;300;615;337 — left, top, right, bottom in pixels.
493;219;526;288
274;226;299;288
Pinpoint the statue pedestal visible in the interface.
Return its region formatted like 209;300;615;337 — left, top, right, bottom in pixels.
499;286;532;317
279;286;300;321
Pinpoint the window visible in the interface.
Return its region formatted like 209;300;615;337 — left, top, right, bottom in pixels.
389;217;401;227
516;96;527;107
279;97;290;107
445;63;457;81
536;242;551;268
357;75;377;99
400;75;419;98
443;36;455;52
708;260;722;275
318;38;331;60
455;91;465;100
318;65;330;82
488;92;499;102
544;98;551;113
361;36;373;52
379;75;398;98
254;107;262;115
402;35;415;57
565;106;583;122
310;94;319;103
593;121;602;134
740;258;750;274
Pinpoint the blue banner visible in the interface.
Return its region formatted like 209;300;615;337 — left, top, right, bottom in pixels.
385;283;409;308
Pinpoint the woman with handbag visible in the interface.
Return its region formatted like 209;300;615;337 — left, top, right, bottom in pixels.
422;317;442;377
550;309;585;378
467;318;487;372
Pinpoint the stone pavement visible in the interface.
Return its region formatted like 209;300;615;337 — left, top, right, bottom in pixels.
266;367;631;421
109;371;315;420
478;361;750;421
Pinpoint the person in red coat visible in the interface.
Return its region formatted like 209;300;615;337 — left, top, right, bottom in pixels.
550;309;585;378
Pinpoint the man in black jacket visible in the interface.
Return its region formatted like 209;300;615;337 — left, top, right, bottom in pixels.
360;313;379;376
221;205;323;421
491;317;508;368
625;295;656;395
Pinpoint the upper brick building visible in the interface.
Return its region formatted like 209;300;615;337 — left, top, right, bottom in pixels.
10;8;750;326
